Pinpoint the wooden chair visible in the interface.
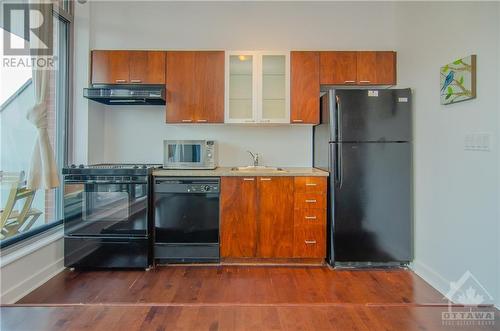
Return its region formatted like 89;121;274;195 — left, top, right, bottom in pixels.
0;171;43;239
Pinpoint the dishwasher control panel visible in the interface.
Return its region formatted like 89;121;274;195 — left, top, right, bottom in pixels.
155;177;220;194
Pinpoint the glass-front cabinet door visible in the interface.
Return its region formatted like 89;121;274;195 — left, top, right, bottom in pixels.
226;52;257;123
260;53;290;123
225;51;290;124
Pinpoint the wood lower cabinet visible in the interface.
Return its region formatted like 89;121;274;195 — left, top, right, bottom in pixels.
220;177;257;258
293;177;327;258
290;51;320;124
166;51;225;123
256;177;294;258
220;175;327;262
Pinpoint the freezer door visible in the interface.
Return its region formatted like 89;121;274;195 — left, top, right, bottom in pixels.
332;142;412;263
334;89;412;142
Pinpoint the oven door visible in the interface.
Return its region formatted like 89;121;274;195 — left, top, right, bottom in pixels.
63;177;149;237
163;141;206;169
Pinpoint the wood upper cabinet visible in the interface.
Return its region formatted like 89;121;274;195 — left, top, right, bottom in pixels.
320;51;357;85
290;51;320;124
319;51;396;85
91;50;130;84
129;51;166;84
220;177;257;258
166;51;225;123
91;50;166;85
256;177;294;258
357;51;396;85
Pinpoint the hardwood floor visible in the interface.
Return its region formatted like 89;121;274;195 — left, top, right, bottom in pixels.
3;266;499;330
17;266;442;304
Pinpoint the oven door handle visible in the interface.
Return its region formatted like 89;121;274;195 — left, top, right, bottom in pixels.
64;180;148;185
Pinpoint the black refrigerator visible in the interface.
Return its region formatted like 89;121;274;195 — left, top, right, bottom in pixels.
313;89;413;267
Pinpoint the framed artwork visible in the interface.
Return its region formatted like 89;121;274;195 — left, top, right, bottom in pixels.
440;55;476;105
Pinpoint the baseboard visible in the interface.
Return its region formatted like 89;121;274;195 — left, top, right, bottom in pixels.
0;257;65;304
409;260;450;301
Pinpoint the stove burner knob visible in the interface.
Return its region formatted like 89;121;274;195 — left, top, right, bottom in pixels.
133;165;139;169
78;164;85;168
204;185;211;192
70;164;76;168
142;165;147;169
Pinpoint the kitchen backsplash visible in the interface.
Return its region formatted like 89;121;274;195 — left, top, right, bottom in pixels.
91;106;312;167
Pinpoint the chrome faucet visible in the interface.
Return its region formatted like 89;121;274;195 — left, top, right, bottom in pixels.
247;151;260;167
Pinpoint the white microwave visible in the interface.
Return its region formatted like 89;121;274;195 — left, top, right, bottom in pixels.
163;140;218;170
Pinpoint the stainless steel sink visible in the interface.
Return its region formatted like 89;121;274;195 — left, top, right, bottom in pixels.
230;166;287;172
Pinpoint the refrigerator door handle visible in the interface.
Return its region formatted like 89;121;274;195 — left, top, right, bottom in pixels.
336;95;342;143
338;143;343;188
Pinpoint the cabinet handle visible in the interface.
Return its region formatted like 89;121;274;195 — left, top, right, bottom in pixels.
115;79;127;83
260;178;272;181
181;119;193;123
292;119;303;123
305;199;317;203
305;183;317;186
305;216;317;220
359;80;371;84
197;119;208;123
305;240;317;244
243;178;255;181
260;120;271;123
130;79;142;83
344;80;356;84
244;120;255;123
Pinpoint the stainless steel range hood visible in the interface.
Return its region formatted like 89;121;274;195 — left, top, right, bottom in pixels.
83;84;166;105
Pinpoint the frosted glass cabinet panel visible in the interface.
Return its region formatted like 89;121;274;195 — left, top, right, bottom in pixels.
261;55;288;121
225;51;290;124
226;54;256;122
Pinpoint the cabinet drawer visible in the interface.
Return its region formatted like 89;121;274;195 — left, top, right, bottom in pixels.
293;224;326;258
294;193;326;210
294;177;326;193
294;209;326;227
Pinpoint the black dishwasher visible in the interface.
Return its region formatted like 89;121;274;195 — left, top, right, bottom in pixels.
154;177;220;263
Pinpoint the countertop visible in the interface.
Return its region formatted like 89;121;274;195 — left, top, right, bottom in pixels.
153;167;329;177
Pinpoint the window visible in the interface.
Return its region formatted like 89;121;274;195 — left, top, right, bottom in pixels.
0;3;72;247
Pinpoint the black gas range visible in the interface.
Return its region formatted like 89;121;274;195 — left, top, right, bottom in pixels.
62;164;161;270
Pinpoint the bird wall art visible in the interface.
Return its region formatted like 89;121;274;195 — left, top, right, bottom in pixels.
440;55;476;105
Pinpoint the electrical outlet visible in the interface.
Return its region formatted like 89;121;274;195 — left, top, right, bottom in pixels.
464;133;491;151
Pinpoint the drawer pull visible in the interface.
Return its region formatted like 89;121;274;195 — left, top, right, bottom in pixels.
305;240;317;244
359;80;371;84
292;119;303;123
260;178;271;181
305;216;317;220
115;79;127;83
305;199;317;203
344;80;356;84
181;119;193;123
130;79;142;83
243;178;255;181
197;119;208;123
305;183;317;186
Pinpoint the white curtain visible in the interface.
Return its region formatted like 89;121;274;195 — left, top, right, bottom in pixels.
26;1;60;190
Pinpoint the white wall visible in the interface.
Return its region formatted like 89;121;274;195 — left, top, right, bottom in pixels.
0;231;64;304
395;2;499;306
83;1;399;166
